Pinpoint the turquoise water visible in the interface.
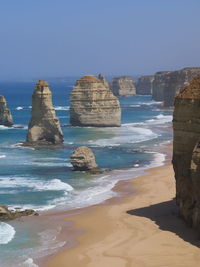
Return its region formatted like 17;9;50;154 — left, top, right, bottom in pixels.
0;80;172;266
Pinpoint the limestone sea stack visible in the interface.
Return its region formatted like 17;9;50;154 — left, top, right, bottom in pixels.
111;76;136;96
70;146;100;172
70;75;121;127
173;75;200;232
0;96;13;127
136;75;154;95
26;80;63;145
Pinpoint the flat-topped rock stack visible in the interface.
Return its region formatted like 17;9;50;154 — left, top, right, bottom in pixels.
26;80;63;145
0;95;13;127
70;75;121;127
136;75;154;95
173;75;200;233
111;76;136;96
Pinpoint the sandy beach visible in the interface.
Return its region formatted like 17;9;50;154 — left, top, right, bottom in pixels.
44;163;200;267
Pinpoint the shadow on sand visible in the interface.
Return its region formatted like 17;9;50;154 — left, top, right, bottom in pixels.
127;198;200;248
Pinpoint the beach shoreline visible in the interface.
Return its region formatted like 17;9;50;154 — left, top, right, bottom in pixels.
33;143;200;267
35;143;200;267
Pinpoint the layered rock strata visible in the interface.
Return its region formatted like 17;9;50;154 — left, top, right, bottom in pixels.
136;75;154;95
111;76;136;96
0;96;13;127
98;73;110;89
70;75;121;127
26;80;63;145
70;146;100;173
173;75;200;232
152;68;200;107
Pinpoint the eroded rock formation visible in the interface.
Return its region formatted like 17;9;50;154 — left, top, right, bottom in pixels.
173;75;200;232
136;75;154;95
152;68;200;107
111;76;136;96
26;80;63;145
0;96;13;127
70;75;121;127
70;146;100;172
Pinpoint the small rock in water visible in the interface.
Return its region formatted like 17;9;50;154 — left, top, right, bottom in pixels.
70;146;102;173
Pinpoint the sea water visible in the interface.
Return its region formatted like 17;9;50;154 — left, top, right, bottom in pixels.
0;79;172;266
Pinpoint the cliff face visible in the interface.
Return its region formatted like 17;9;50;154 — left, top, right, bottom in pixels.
152;71;172;101
136;75;154;95
0;96;13;127
173;75;200;231
26;80;63;145
70;75;121;127
111;76;136;96
152;68;200;107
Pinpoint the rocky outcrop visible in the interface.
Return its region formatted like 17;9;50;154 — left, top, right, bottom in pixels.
152;68;200;107
70;146;100;172
173;75;200;232
26;80;63;145
0;96;13;127
136;75;154;95
70;75;121;127
0;205;38;221
111;76;136;96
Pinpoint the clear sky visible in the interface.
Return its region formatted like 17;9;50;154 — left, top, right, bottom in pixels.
1;0;200;80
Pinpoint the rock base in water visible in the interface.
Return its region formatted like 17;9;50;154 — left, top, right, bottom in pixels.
0;96;13;127
0;205;38;221
70;146;101;172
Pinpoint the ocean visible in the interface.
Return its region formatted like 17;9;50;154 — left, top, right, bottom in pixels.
0;79;172;266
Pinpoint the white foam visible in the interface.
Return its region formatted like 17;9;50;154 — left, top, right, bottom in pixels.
0;222;15;244
21;258;38;267
16;106;23;110
0;177;74;193
0;155;6;158
89;125;158;147
54;106;69;111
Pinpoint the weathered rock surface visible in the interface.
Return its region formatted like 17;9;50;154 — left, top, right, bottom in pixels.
70;146;100;172
70;75;121;127
152;71;172;101
152;68;200;107
0;96;13;127
111;76;136;96
136;75;154;95
26;80;63;145
173;75;200;232
0;205;38;221
98;73;110;89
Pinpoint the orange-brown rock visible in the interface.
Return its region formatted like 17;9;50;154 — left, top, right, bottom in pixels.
111;76;136;96
0;96;13;127
70;75;121;127
173;74;200;232
26;80;63;145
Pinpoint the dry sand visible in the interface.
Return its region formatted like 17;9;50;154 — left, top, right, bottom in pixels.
46;165;200;267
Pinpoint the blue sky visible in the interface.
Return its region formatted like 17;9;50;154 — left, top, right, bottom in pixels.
0;0;200;79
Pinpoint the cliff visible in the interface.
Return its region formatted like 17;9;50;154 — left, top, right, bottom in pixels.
111;76;136;96
70;75;121;127
152;68;200;107
26;80;63;145
152;71;172;101
0;96;13;127
173;75;200;232
136;75;154;95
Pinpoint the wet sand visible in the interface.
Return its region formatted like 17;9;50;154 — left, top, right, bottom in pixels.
44;163;200;267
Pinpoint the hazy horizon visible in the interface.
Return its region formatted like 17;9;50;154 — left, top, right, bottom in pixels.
1;0;200;80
